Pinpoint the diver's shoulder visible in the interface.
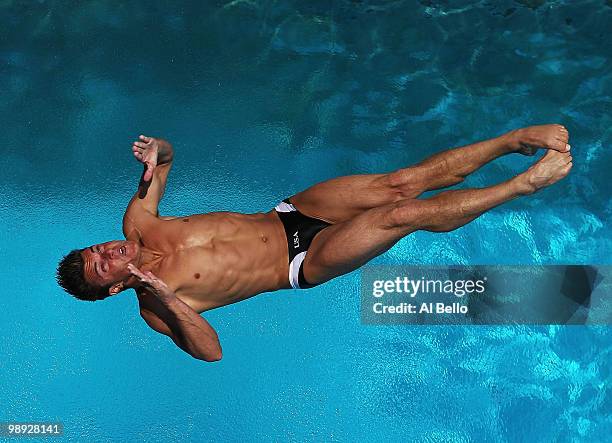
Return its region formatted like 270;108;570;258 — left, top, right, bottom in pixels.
122;204;162;238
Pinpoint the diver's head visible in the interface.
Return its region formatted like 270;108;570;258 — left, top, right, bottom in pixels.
56;240;141;301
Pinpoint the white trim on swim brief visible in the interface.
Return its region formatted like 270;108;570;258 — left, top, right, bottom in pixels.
289;251;307;289
274;201;297;213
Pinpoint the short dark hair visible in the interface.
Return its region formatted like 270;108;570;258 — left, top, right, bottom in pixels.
56;249;110;301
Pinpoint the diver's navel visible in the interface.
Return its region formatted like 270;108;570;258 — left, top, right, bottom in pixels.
261;236;268;243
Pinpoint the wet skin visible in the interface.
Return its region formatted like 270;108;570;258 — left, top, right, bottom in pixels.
82;125;571;313
81;136;291;314
77;126;571;361
118;210;291;312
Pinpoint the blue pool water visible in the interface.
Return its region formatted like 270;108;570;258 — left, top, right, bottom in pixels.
1;0;611;441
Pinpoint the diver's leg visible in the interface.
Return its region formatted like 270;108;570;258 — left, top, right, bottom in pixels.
302;150;572;285
387;124;569;194
290;124;569;223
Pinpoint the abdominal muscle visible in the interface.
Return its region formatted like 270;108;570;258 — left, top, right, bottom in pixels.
148;211;290;313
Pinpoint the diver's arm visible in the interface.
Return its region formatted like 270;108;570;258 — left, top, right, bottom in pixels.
140;298;223;362
131;265;222;362
127;135;174;217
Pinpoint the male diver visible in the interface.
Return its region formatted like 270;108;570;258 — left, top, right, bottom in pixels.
57;125;572;361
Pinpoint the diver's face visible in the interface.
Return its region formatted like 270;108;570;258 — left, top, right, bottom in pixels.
81;240;141;290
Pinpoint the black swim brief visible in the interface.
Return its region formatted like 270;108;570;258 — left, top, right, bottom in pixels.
274;198;331;289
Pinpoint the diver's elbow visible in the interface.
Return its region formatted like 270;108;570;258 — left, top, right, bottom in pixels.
194;349;222;362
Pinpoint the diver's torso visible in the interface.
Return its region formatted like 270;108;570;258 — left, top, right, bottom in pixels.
127;211;290;312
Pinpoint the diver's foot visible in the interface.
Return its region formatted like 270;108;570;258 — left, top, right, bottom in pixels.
506;124;570;155
515;150;573;195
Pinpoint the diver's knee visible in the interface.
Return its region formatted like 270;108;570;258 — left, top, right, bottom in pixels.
386;169;426;200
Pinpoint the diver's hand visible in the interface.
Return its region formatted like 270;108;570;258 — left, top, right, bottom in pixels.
131;135;159;182
127;263;176;304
